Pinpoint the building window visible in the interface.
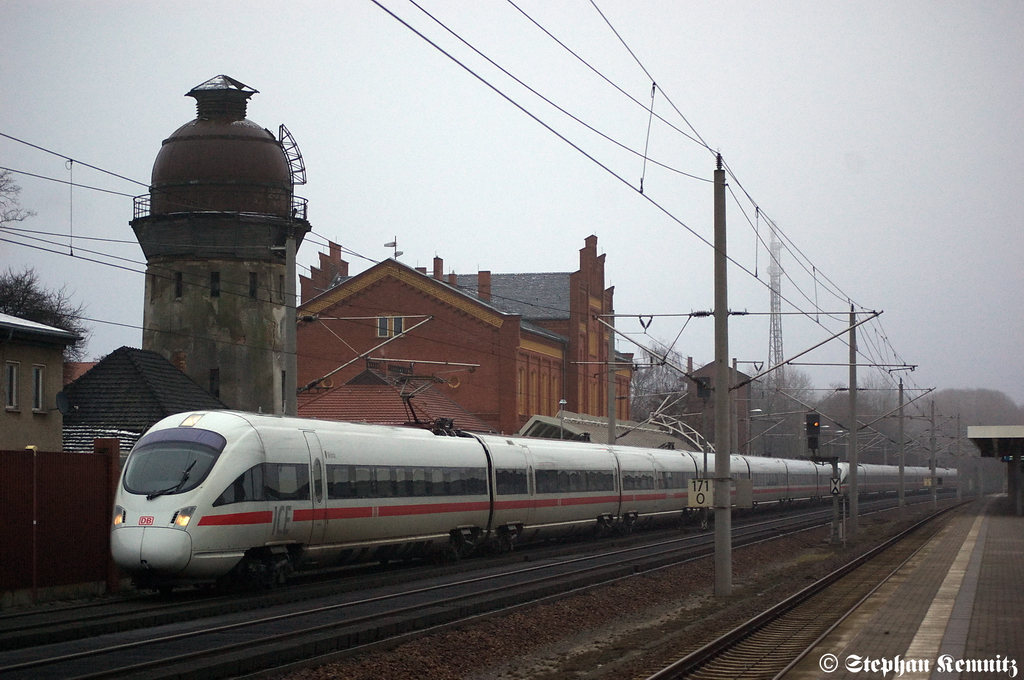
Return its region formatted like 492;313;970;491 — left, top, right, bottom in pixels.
209;368;220;399
376;316;405;338
518;367;526;415
32;365;44;412
174;271;183;299
210;271;221;298
5;362;18;410
249;272;258;299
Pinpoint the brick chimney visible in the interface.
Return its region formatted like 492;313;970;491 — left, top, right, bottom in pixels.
433;256;443;280
478;270;491;302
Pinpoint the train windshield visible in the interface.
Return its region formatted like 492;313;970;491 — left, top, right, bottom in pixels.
123;427;227;498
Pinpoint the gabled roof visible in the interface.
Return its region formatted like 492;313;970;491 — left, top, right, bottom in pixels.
298;379;495;433
455;272;570;321
63;346;226;451
0;311;79;347
300;259;507;329
519;411;697;450
298;259;569;345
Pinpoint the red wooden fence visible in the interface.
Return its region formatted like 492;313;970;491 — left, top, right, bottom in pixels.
1;440;121;603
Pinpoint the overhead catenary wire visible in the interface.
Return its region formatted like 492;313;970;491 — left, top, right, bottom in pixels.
402;0;710;184
3;8;920;400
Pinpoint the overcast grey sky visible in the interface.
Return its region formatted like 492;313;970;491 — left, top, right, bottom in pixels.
2;1;1022;410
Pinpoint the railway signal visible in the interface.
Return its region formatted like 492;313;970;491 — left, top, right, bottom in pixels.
806;412;820;452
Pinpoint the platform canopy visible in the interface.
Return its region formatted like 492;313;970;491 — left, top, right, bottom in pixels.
968;426;1024;458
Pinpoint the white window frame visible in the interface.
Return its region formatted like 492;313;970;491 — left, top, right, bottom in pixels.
376;316;405;338
5;361;18;410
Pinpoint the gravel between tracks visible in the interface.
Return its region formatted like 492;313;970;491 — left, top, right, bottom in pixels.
274;503;948;680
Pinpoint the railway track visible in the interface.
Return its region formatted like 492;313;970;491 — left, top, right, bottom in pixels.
640;500;967;680
1;495;945;680
0;505;848;680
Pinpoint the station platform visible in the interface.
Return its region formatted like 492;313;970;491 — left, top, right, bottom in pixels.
785;496;1023;679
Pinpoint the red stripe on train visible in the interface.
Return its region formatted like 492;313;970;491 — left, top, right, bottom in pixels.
197;511;272;526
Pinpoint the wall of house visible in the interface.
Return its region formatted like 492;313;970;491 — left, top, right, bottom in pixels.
298;237;633;434
1;341;65;451
142;258;285;414
299;262;526;433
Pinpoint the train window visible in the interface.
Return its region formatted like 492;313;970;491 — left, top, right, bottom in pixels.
534;468;614;494
661;471;689;490
376;467;397;497
622;471;654;491
123;427;226;497
587;470;614;492
326;465;355;499
412;467;427;496
313;460;324;504
429;468;445;496
535;469;558;494
355;467;373;497
264;463;309;501
324;464;485;499
395;467;413;497
496;468;528;495
213;464;265;506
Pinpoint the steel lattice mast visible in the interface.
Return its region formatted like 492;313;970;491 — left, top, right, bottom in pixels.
767;229;785;386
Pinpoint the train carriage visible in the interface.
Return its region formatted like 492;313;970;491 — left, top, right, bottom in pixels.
112;410;958;591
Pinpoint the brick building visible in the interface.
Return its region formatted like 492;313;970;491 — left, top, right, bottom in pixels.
297;235;632;434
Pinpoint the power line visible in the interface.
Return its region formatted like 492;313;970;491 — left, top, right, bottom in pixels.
405;0;709;184
0;132;149;189
0;165;138;199
505;0;711;152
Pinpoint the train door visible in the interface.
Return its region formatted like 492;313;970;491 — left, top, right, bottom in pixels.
303;431;327;545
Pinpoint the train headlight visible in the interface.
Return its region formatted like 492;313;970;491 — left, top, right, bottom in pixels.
179;413;204;427
113;505;126;527
172;506;196;528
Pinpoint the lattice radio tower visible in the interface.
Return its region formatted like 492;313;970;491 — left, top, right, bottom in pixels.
767;229;785;388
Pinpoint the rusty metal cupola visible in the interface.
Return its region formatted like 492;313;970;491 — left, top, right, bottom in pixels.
131;75;310;415
188;74;255;119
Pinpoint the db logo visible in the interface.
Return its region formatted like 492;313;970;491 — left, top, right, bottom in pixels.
139;516;155;526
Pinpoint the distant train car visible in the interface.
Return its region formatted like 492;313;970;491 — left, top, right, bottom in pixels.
111;411;955;591
836;462;956;495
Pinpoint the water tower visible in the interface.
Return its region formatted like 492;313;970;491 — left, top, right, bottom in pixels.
131;75;310;414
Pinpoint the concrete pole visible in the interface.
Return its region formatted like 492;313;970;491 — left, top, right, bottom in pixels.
956;414;962;502
284;230;298;417
731;358;739;455
898;379;906;520
930;400;937;508
848;306;859;538
713;155;732;597
607;310;616;447
1011;446;1019;516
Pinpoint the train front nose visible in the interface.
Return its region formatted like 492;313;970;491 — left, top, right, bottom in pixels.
112;527;192;574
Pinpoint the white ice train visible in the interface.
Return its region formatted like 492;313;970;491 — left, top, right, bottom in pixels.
111;410;955;590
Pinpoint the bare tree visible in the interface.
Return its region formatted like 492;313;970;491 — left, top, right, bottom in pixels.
0;267;90;362
630;342;691;422
0;171;89;360
1;169;36;227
